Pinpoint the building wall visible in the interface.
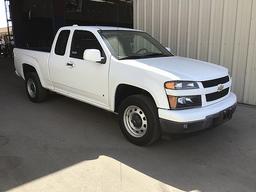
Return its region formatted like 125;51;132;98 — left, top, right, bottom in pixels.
134;0;256;105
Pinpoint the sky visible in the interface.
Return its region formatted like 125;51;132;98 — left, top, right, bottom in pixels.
0;0;7;28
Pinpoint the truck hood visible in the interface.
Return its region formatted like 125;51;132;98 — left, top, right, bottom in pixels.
122;56;229;81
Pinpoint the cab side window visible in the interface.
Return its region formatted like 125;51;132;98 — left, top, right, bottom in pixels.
55;30;70;56
70;30;104;60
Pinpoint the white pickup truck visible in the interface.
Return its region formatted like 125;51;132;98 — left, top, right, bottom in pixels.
14;25;237;145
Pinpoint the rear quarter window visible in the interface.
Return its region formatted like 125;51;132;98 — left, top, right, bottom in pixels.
55;30;70;56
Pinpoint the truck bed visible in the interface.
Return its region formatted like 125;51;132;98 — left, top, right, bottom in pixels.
13;48;52;89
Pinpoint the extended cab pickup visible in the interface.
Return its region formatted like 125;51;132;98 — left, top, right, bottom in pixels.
14;26;237;145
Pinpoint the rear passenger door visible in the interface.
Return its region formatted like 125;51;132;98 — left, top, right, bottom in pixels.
65;30;109;108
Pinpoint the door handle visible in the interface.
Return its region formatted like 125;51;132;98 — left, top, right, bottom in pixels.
66;62;74;67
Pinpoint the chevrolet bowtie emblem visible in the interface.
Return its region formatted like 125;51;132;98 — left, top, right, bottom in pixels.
217;84;224;92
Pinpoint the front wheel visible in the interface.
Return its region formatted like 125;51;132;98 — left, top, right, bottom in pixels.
118;95;161;146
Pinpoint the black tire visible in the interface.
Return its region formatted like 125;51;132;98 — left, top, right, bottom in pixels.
118;95;161;146
25;72;48;103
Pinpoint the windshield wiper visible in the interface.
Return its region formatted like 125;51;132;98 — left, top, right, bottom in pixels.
119;53;169;60
119;56;144;60
143;53;169;58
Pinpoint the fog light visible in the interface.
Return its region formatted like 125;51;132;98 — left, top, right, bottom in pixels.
167;95;202;109
178;97;193;105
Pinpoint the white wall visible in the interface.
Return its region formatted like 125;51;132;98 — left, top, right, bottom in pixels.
0;0;7;28
134;0;256;105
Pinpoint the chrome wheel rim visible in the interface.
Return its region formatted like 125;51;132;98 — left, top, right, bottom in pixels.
27;79;37;98
123;105;148;138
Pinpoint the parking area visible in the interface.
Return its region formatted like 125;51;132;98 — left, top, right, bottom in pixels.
0;57;256;192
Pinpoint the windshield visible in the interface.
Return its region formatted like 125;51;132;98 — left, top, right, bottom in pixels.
99;30;173;60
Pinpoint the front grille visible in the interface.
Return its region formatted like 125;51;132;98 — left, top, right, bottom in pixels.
206;88;229;102
202;76;229;88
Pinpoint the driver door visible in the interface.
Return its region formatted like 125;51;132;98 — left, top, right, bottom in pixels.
65;30;109;108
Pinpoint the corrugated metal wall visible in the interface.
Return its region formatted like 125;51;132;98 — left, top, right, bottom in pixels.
134;0;256;105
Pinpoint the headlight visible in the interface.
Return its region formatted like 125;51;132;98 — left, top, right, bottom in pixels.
167;95;202;109
165;81;199;90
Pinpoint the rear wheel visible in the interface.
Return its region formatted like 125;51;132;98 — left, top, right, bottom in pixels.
118;95;161;146
25;72;48;102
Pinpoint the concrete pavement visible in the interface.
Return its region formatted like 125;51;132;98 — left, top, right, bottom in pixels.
0;58;255;192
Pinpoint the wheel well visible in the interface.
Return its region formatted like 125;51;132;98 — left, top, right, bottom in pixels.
114;84;156;112
23;64;37;78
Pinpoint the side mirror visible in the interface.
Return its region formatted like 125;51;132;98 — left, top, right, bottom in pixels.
165;47;171;52
83;49;104;63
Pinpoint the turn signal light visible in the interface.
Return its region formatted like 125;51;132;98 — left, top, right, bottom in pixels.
165;82;176;89
167;95;177;109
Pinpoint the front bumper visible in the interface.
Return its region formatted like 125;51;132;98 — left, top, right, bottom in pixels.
159;93;237;133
